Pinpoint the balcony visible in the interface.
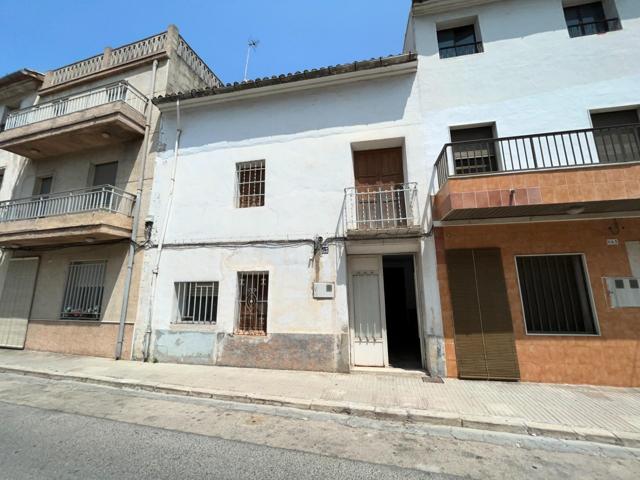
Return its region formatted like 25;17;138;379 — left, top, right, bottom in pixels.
0;185;135;247
0;82;147;159
433;124;640;221
344;183;420;236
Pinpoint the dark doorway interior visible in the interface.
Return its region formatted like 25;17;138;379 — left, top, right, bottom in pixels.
382;255;422;369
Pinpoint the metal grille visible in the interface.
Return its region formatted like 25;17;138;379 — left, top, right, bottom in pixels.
344;183;419;231
0;185;135;222
236;272;269;335
236;160;265;208
516;255;597;335
60;261;107;320
4;82;147;130
175;282;218;324
435;123;640;189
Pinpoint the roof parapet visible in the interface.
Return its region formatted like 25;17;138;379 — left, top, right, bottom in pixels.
40;26;222;92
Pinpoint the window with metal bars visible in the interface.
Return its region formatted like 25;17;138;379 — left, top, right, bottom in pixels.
236;160;265;208
236;272;269;335
437;24;483;59
563;1;621;38
450;125;499;175
174;282;218;324
60;261;107;320
516;255;598;335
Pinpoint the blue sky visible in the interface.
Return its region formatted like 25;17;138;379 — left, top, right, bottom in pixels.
0;0;412;84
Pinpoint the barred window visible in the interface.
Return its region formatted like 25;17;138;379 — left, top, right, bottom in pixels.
236;160;265;208
437;24;483;59
175;282;218;324
237;272;269;334
516;255;598;335
61;261;106;320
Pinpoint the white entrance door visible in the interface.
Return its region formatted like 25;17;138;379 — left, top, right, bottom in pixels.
0;257;39;349
348;256;387;367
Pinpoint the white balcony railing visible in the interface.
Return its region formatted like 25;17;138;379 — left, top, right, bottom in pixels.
0;185;136;223
3;82;147;131
344;182;419;232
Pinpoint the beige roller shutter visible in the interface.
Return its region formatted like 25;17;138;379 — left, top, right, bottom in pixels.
0;257;39;349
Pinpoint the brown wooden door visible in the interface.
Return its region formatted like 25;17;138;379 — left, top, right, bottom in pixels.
445;248;520;381
353;148;404;187
353;148;406;229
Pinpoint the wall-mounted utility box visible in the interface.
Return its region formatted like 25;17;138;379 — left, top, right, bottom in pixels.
313;282;335;299
605;277;640;308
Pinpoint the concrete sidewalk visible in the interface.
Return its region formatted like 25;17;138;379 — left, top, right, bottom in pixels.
1;350;639;448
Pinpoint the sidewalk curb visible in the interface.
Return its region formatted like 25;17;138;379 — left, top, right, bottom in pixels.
2;365;639;449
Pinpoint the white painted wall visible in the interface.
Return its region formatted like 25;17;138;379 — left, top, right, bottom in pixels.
410;0;640;166
137;70;432;360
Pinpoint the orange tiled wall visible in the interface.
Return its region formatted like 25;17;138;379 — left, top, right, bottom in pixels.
435;218;640;387
434;163;640;219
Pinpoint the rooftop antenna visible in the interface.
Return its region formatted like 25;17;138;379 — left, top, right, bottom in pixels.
243;39;260;82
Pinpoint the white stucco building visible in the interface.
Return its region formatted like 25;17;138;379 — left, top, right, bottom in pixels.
133;55;440;372
135;0;640;385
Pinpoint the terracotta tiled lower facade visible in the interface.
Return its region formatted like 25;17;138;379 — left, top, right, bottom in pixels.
435;218;640;387
434;163;640;219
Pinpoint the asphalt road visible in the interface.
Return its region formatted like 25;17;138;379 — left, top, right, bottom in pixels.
0;401;445;480
0;373;638;479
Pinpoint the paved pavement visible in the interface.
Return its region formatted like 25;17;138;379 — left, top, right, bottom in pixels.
1;373;639;479
1;349;640;446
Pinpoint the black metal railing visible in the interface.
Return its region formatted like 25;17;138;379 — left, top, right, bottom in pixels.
435;123;640;188
439;41;483;59
567;18;621;38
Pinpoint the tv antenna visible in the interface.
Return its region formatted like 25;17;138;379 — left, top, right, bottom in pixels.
243;39;260;82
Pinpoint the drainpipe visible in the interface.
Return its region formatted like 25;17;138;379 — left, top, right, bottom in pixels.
142;98;181;361
115;59;158;360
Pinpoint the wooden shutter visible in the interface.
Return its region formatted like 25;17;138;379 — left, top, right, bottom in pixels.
446;249;489;379
446;248;519;381
353;148;404;187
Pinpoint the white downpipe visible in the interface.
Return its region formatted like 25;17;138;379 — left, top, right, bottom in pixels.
142;98;181;361
115;59;157;360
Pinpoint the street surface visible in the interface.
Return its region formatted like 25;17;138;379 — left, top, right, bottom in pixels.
0;373;638;479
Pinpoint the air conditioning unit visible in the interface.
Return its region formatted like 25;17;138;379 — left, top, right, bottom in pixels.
605;277;640;308
313;282;335;299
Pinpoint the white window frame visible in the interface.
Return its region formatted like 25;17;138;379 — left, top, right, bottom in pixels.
173;281;219;325
514;253;600;337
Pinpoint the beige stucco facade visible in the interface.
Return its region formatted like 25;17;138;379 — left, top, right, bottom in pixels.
0;27;221;358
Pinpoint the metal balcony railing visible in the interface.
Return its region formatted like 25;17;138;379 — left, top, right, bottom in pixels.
0;185;136;223
567;18;621;38
435;123;640;189
439;41;484;59
345;183;419;232
2;82;147;131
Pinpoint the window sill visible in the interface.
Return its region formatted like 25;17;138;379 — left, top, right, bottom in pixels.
438;51;483;61
170;323;218;332
524;332;601;337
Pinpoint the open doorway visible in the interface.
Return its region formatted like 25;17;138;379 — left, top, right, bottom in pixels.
382;255;422;369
